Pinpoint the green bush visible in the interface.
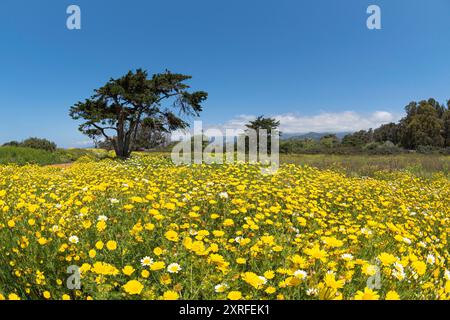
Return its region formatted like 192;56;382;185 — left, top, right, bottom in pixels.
21;137;57;152
2;141;20;147
439;147;450;155
366;141;403;155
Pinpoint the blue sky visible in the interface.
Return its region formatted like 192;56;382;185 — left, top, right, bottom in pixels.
1;0;450;147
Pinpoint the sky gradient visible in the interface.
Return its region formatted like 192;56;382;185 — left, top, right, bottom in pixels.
1;0;450;147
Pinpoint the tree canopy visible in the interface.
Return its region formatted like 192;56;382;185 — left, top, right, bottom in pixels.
70;69;208;158
244;116;280;154
245;116;280;134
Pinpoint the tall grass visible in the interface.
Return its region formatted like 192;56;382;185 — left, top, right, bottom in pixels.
280;154;450;178
0;147;110;166
143;152;450;178
0;147;67;166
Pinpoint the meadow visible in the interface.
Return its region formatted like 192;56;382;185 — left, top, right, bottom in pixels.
280;153;450;178
0;146;110;166
0;153;449;300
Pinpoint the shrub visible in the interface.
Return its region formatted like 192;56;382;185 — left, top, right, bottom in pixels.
416;145;439;154
363;142;380;151
366;141;403;155
2;141;20;147
21;138;57;152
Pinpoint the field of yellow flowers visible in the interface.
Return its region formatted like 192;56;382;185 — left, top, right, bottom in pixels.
0;154;449;300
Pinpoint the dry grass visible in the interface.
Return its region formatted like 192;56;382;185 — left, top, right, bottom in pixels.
280;154;450;178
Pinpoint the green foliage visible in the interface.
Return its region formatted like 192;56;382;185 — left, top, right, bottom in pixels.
2;141;20;147
342;129;373;147
416;145;441;154
364;141;403;155
132;118;171;150
374;123;400;145
0;147;64;166
443;108;450;147
0;147;108;166
245;116;280;133
2;138;57;152
400;99;445;148
21;137;57;152
319;134;339;148
244;116;280;153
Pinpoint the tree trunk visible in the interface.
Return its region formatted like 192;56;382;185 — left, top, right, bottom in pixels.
115;115;131;159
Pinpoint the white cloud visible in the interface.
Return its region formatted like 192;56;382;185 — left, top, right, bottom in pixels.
200;111;400;136
73;140;94;147
275;111;399;133
169;110;401;141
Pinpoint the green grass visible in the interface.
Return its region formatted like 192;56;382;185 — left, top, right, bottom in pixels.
280;153;450;178
144;152;450;178
0;147;109;166
4;145;448;178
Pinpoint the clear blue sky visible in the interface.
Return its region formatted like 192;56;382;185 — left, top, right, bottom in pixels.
1;0;450;147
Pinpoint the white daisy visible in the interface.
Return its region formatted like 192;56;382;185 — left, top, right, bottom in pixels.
140;256;154;267
214;283;229;293
219;192;229;199
444;269;450;281
69;235;79;244
258;276;267;285
167;263;182;274
294;270;307;279
341;253;354;261
306;288;318;296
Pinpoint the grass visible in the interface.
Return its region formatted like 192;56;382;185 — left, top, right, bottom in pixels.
2;146;449;179
0;147;110;166
280;153;450;178
146;152;450;178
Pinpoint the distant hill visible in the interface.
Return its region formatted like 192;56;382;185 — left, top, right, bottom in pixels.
281;132;351;141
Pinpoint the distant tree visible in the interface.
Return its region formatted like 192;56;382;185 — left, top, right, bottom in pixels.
342;129;373;147
427;98;446;118
21;138;57;152
2;141;20;147
400;100;444;149
319;134;339;148
245;116;280;153
70;69;208;158
443;105;450;147
281;98;450;153
245;116;281;133
374;123;400;145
